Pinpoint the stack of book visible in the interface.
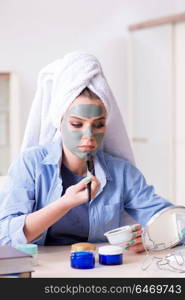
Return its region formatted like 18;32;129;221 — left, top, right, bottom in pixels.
0;245;34;278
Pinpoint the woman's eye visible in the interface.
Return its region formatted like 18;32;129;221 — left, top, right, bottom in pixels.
70;122;83;128
93;122;105;129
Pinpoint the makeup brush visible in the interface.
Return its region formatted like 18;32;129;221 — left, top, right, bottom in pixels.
86;154;95;202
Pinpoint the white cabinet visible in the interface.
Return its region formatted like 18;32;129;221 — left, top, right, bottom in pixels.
128;15;185;205
0;73;20;176
0;74;10;175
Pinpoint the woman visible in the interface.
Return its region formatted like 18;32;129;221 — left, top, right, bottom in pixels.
0;52;172;252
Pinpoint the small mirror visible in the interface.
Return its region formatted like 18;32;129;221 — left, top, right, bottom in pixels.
142;206;185;251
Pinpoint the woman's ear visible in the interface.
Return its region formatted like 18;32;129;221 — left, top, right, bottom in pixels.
60;118;63;132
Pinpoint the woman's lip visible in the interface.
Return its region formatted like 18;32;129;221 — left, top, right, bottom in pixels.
78;146;95;151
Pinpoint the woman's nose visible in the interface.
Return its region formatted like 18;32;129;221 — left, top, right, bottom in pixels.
82;125;93;138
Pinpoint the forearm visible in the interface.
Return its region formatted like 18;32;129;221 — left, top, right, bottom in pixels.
23;196;71;243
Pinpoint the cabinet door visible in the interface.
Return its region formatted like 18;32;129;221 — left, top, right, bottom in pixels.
0;74;10;175
175;22;185;205
129;24;174;202
0;73;20;176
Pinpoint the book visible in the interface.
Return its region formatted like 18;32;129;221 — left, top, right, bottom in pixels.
0;245;34;276
0;271;32;278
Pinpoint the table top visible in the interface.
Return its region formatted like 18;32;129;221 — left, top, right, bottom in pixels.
32;243;185;278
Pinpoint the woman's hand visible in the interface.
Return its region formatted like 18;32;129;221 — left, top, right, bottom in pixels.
125;224;145;253
61;175;100;210
24;175;100;243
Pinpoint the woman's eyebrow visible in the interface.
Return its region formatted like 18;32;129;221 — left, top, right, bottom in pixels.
69;116;106;121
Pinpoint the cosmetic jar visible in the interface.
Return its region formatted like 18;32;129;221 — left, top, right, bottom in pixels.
70;251;95;269
71;242;96;253
98;246;123;265
15;244;38;266
104;225;132;245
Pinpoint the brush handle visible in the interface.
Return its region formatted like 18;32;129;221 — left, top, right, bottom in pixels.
87;156;95;175
87;182;91;202
86;155;95;202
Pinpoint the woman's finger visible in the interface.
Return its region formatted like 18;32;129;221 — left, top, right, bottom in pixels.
131;224;142;232
90;176;100;197
126;237;142;247
73;176;91;192
130;243;145;253
130;229;142;239
125;236;145;253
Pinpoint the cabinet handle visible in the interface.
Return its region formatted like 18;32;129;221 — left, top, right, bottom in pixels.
132;137;148;143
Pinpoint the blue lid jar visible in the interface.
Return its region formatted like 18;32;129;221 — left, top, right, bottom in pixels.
70;251;95;269
98;246;123;265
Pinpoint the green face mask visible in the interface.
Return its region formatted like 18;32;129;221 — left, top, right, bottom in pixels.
61;104;105;159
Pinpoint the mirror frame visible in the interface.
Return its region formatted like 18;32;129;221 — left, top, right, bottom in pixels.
143;205;185;251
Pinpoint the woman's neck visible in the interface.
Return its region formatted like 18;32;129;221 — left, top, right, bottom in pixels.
62;146;87;176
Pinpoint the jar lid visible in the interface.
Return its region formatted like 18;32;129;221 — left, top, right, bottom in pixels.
15;244;38;255
71;242;96;252
71;251;93;256
98;245;123;255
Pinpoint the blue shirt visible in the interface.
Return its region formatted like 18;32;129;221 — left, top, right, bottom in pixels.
0;139;172;247
45;164;89;245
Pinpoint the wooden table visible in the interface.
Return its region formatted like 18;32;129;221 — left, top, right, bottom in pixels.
32;243;185;278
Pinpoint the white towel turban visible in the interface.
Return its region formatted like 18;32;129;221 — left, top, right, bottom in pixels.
21;51;135;164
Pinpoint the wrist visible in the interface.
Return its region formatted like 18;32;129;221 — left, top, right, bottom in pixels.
57;195;73;211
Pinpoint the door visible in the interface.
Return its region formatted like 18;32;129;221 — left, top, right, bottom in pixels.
129;24;174;202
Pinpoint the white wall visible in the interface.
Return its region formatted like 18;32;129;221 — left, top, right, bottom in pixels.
1;0;185;146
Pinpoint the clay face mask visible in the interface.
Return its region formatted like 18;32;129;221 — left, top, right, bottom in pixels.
61;104;105;159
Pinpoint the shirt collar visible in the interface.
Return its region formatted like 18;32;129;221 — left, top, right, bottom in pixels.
95;151;112;182
42;137;63;165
